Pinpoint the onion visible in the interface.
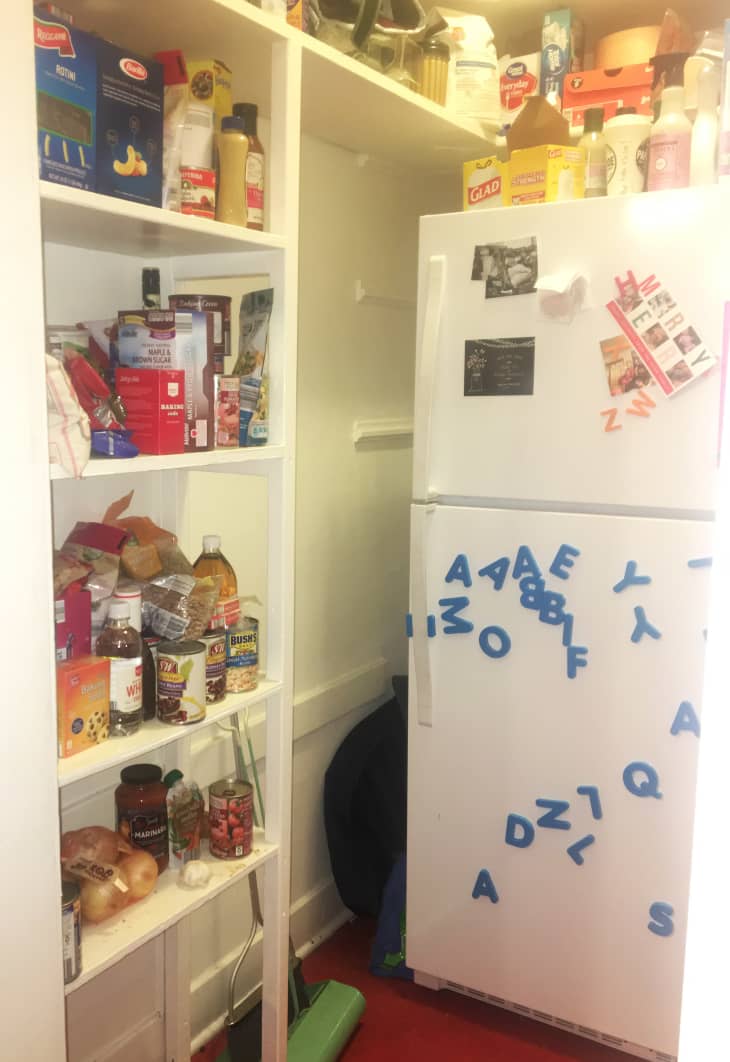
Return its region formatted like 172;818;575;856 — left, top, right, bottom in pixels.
80;876;128;924
118;850;158;902
61;826;132;865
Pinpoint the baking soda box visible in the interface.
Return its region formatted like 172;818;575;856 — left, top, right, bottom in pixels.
463;157;511;210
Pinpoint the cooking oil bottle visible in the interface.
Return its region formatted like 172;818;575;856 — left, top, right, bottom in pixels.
193;534;240;630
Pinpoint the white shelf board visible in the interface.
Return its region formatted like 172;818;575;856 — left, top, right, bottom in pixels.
300;34;492;172
65;833;277;993
58;679;281;788
40;183;286;257
50;444;286;481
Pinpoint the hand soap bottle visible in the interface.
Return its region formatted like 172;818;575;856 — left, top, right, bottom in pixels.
648;65;691;192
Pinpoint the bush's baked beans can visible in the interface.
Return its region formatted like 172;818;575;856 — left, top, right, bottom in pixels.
62;881;81;984
157;640;206;725
208;778;254;859
225;617;259;694
200;631;226;704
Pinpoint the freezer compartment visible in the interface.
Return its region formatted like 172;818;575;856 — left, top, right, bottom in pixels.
406;503;713;1057
415;187;726;514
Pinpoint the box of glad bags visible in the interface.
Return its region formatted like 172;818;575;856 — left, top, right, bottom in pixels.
463;157;511;210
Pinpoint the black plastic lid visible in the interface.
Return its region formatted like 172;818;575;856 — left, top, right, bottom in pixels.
164;769;183;788
233;102;258;135
120;764;163;785
583;107;604;132
615;106;637;115
421;37;449;59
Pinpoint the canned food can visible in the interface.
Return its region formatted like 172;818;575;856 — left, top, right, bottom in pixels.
62;880;81;985
200;631;226;704
226;617;259;694
157;640;206;725
209;778;254;859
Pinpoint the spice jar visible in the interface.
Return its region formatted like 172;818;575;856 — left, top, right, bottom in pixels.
115;763;169;873
418;37;449;106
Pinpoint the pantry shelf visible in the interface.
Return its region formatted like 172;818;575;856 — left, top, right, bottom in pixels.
50;445;287;480
40;182;287;258
58;679;281;788
65;832;278;994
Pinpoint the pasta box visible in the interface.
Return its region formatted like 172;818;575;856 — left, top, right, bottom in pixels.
562;64;654;136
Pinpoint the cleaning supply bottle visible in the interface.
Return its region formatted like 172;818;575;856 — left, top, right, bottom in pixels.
96;601;143;736
605;107;652;196
690;61;720;186
647;69;692;192
193;534;240;630
233;103;265;231
578;107;608;197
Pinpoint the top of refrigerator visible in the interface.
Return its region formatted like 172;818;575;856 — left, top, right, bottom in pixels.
414;187;723;516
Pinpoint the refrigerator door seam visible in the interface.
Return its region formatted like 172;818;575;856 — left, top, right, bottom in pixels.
413;254;446;503
411;503;435;727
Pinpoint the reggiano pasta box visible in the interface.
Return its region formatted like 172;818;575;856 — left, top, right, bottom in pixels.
463;157;511;210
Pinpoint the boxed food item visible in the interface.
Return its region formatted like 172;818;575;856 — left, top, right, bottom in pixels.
34;11;97;191
116;368;185;454
287;0;307;30
57;655;110;758
509;145;585;204
169;294;231;374
463;156;511;209
55;585;91;662
562;64;654;136
540;9;584;105
185;59;232;138
118;310;177;370
176;311;215;452
499;54;540;127
95;40;163;206
215;375;240;448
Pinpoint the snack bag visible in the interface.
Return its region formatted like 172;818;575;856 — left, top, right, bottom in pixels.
103;491;193;580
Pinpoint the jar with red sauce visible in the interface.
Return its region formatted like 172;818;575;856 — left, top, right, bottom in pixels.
115;764;169;873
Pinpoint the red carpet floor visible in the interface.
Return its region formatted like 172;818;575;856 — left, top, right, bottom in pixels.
299;918;636;1062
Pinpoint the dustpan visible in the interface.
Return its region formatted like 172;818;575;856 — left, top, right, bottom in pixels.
214;710;365;1062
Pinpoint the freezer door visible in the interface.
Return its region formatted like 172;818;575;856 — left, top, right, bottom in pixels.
406;503;712;1057
415;188;725;513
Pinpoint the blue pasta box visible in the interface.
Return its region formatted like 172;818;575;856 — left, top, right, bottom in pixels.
95;40;163;207
34;12;97;191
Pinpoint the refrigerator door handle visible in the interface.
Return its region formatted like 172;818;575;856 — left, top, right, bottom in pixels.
413;255;446;503
411;503;434;727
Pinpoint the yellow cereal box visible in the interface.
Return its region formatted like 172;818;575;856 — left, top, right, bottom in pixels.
287;0;307;30
185;59;233;136
57;656;110;759
463;157;511;210
509;145;585;205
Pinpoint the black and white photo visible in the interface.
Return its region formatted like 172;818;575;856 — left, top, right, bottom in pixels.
471;237;538;299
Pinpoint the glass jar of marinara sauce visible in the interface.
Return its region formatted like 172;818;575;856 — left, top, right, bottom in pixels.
115;763;169;873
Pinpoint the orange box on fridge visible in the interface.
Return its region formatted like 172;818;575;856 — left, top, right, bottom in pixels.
57;655;110;759
463;157;511;210
509;145;585;204
562;64;654;136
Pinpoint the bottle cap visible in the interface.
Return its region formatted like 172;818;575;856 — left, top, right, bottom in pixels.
421;37;450;59
221;116;246;132
112;585;142;631
203;534;221;553
108;600;131;621
583;107;604;133
164;769;184;788
121;764;163;785
233;102;258;135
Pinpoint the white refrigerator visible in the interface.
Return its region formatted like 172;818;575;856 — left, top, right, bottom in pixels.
406;187;725;1061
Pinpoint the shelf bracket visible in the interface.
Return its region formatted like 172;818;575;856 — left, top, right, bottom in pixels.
353;417;414;446
355;280;415;309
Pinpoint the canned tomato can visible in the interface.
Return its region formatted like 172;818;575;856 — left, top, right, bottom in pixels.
208;778;254;859
200;631;226;704
226;617;259;694
157;640;206;725
62;880;81;985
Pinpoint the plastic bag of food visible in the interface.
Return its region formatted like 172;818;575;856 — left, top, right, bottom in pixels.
103;491;194;581
53;549;92;595
141;574;221;640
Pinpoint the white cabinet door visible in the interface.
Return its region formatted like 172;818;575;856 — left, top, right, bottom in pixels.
407;503;712;1057
415;188;727;514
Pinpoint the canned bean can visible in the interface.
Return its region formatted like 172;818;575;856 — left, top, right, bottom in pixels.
209;778;254;859
62;880;81;985
157;640;206;725
226;617;259;694
200;631;226;704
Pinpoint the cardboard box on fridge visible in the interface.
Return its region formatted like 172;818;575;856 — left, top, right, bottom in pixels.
463;157;511;209
509;145;585;204
562;64;654;135
499;54;540;127
540;8;584;104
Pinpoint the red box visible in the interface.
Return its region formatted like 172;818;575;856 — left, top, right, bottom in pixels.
562;64;653;135
116;368;185;454
55;585;91;662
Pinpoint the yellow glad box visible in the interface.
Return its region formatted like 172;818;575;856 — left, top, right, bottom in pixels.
509;145;585;204
57;655;110;759
463;157;511;210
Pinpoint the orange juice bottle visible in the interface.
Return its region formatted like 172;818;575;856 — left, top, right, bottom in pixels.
193;534;240;630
